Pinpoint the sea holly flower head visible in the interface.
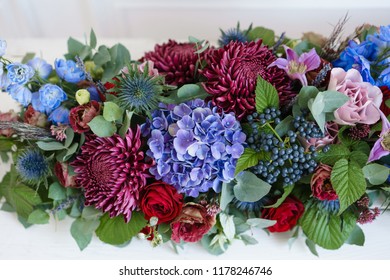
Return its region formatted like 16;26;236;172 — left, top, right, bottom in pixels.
368;108;390;162
269;46;321;86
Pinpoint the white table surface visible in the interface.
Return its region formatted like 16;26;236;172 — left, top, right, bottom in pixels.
0;39;389;260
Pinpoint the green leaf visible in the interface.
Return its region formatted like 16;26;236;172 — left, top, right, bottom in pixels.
36;141;65;151
363;164;390;185
308;99;326;133
64;128;75;148
233;171;271;202
275;115;294;137
305;239;319;257
255;76;279;113
220;182;235;211
246;218;276;228
90;29;97;49
316;144;350;165
177;84;200;99
331;159;366;214
247;26;275;46
345;225;365;246
48;182;67;201
219;213;235;241
297;86;319;109
27;209;50;224
71;217;100;250
264;185;294;208
103;101;123;122
88;116;116;137
319;90;349;112
235;148;261;176
81;206;103;220
1;202;15;212
93;45;111;66
67;37;85;55
194;42;210;54
349;151;368;168
0;168;42;219
301;206;357;250
63;143;79;161
95;212;147;245
201;234;227;256
239;234;258;245
21;52;35;64
119;110;133;139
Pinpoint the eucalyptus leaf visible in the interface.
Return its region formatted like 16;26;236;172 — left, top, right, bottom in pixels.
36;141;65;151
297;86;319;109
239;234;258;245
233;171;271;202
88;116;116;137
219;213;235;241
363;164;390;185
345;225;365;246
71;217;100;251
119;110;133;138
275;115;294;137
48;182;67;201
63;143;79;161
27;209;50;224
246;218;276;228
220;182;235;211
103;101;123;122
90;29;97;49
305;239;319;257
64;128;75;148
201;234;227;256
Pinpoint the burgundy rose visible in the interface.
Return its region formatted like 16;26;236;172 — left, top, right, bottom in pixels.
140;182;183;224
69;100;100;133
380;86;390;116
310;163;338;201
54;162;77;188
171;202;216;243
0;110;18;137
261;196;304;233
24;105;48;128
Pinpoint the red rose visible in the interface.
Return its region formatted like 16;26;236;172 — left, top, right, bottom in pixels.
171;202;216;243
24;105;48;128
380;86;390;116
54;162;77;188
140;182;183;224
69;100;100;133
310;163;338;201
0;110;18;137
261;196;304;233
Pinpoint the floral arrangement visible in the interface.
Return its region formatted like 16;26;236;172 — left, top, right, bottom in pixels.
1;19;389;256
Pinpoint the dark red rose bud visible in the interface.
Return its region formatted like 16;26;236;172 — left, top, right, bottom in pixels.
69;100;100;134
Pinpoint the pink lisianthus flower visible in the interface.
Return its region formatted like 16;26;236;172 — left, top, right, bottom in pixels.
368;108;390;162
269;46;321;86
328;68;382;126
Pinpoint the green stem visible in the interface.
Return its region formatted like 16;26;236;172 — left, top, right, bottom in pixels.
264;122;283;142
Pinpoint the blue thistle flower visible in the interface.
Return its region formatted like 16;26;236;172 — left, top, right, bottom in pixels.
233;197;268;212
218;23;252;47
318;199;340;214
113;64;163;114
16;149;50;184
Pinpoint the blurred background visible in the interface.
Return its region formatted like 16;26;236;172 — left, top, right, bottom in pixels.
1;0;390;42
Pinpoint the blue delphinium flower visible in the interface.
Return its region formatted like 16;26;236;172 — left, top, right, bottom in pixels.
6;63;35;85
55;58;85;83
0;38;6;56
34;83;67;114
27;57;53;79
7;84;33;107
48;106;70;125
16;149;50;184
142;99;246;197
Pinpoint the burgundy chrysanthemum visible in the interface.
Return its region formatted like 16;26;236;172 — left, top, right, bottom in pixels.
201;40;294;120
71;126;152;222
143;40;198;86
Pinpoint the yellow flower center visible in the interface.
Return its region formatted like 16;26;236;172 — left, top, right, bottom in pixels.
288;61;307;74
381;133;390;151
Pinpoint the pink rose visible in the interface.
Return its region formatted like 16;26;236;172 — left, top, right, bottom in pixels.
310;163;338;201
328;68;382;125
171;202;216;243
54;162;77;188
0;110;18;137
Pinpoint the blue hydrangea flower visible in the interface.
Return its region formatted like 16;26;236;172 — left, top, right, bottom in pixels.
48;106;70;125
0;38;6;57
35;84;67;114
7;84;33;107
27;57;53;79
55;59;85;83
16;149;50;184
142;99;246;197
6;63;35;85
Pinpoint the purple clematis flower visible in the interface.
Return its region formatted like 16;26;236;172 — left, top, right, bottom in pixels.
269;46;321;86
368;108;390;162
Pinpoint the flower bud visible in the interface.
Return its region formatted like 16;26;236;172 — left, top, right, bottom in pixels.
75;89;90;105
149;216;158;227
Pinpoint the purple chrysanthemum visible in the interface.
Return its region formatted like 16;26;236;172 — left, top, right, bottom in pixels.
201;40;294;120
142;99;246;197
71;126;152;222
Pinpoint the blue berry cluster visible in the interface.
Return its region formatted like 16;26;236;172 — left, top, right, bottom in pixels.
292;115;324;139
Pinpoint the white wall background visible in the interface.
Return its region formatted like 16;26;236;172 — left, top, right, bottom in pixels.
1;0;390;42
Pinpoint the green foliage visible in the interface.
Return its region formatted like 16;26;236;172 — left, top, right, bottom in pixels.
88;116;117;137
36;141;65;151
95;212;147;245
331;159;366;214
246;218;276;228
103;101;123;122
201;233;228;255
233;171;271;203
255;76;279;113
48;182;67;200
247;26;275;46
21;52;35;64
363;164;390;185
275;115;294;137
345;225;365;246
71;217;100;250
264;185;294;208
119;110;133;139
297;86;319;109
239;234;258;245
301;206;357;250
219;212;235;241
234;148;262;176
0;168;42;220
27;209;50;224
220;182;235;211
